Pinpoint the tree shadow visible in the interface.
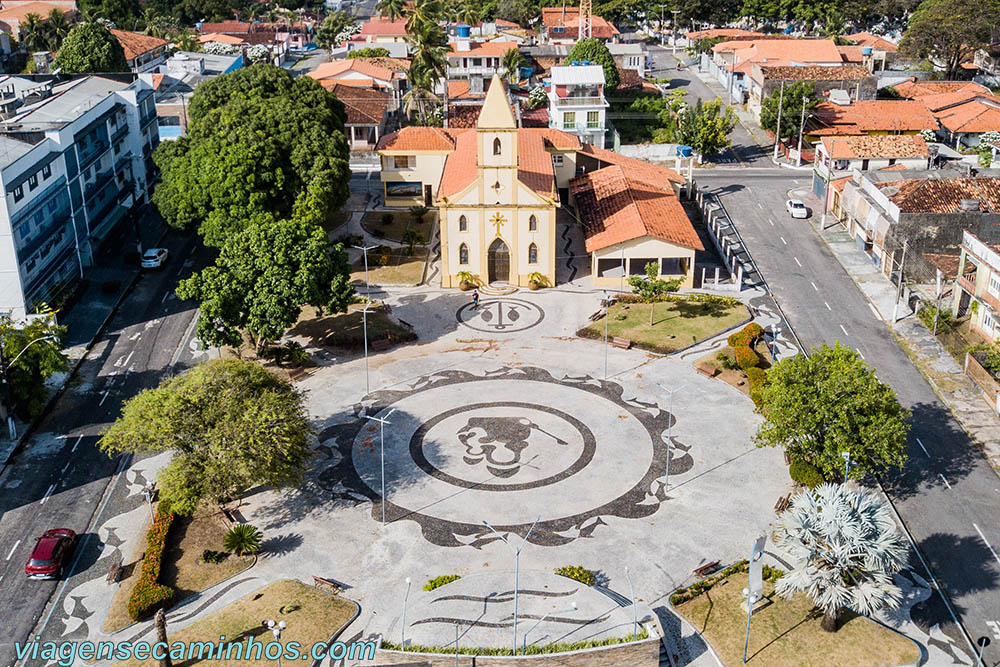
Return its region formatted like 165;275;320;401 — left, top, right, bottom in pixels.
259;533;303;558
910;532;1000;619
747;605;823;660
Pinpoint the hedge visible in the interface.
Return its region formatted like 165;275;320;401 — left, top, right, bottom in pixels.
789;459;825;488
424;574;461;591
380;626;648;655
555;565;596;586
670;560;785;605
746;367;766;407
126;502;176;621
617;293;740;307
734;344;759;370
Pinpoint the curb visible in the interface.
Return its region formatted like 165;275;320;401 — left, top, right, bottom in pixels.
311;587;362;667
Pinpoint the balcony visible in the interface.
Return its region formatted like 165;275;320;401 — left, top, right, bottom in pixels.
77;141;110;173
553;95;606;106
561;122;578;130
958;269;977;295
140;110;157;129
586;122;602;130
85;170;115;200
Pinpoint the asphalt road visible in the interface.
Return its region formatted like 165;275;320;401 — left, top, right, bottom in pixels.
0;231;213;667
698;168;1000;665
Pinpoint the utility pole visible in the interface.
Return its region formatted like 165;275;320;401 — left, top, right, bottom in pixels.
933;268;943;335
796;95;807;167
772;80;785;162
891;240;908;324
659;4;665;46
671;9;680;56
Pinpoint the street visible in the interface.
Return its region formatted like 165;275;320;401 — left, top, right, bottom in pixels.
697;168;1000;664
0;231;214;667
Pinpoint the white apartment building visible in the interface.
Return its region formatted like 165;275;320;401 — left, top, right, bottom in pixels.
547;64;609;148
0;76;159;318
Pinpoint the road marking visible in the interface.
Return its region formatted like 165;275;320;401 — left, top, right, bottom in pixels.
869;303;880;318
825;302;832;310
756;202;763;209
856;348;865;360
124;351;134;367
98;390;110;406
768;218;774;226
794;257;802;267
60;461;71;477
973;523;1000;566
128;332;141;341
938;474;952;490
811;282;818;291
839;324;848;336
916;438;930;457
40;484;55;504
780;236;787;245
70;435;82;452
6;540;20;560
988;620;1000;639
114;354;126;368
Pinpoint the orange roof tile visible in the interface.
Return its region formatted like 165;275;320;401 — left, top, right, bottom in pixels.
199;21;251;33
892;79;989;99
517;130;556;198
821;134;929;159
448;41;517;57
198;32;246;45
327;83;390;125
757;64;870;81
881;178;1000;213
685;28;763;40
308;59;398;83
714;38;843;66
843;32;898;52
837;45;864;63
540;7;618;39
359;17;407;36
376;127;461;152
0;1;74;23
812;100;939;133
934;98;1000;133
918;89;994;112
572;165;702;252
579;144;685;184
109;29;168;62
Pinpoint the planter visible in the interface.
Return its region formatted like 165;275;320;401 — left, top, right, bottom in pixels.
529;280;540;290
459;281;472;291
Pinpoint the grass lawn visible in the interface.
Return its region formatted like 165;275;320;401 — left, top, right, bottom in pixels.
675;574;920;666
114;580;358;666
288;305;416;350
351;247;427;286
578;300;749;354
361;210;435;243
102;507;249;633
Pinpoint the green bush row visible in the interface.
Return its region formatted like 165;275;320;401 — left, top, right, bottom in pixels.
424;574;461;591
670;560;785;605
126;503;176;621
917;306;953;333
380;626;648;655
617;293;740;307
746;367;766;408
789;459;825;488
554;565;596;586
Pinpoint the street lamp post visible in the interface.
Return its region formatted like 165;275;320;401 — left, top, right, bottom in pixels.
772;80;785;162
769;324;781;360
263;620;287;667
521;602;576;654
656;382;687;491
1;334;57;441
625;567;637;640
365;408;396;526
482;515;542;654
360;304;372;396
353;244;377;296
602;291;609;380
671;10;680;56
796;95;808;167
141;484;154;521
401;577;411;651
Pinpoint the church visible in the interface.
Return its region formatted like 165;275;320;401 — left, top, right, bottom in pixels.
376;73;703;289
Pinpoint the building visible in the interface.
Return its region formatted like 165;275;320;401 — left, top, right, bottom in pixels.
540;7;619;44
375;74;700;288
807;100;939;139
148;51;244;139
356;17;407;45
811;134;930;204
324;83;391;149
523;44;648;79
892;79;990;100
842;32;898;71
709;38;845;104
974;43;1000;80
747;64;876;121
307;58;406;111
446;33;511;89
0;76;159;318
0;1;74;41
954;229;1000;339
110;29;169;74
920;90;1000;149
547;64;608;148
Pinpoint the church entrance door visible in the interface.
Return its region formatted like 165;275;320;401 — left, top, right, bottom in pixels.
488;237;510;284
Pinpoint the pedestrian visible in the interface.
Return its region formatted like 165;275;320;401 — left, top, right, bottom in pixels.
472;289;480;310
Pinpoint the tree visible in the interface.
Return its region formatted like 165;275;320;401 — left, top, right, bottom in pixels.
406;0;443;35
223;524;263;555
407;21;448;122
153;609;171;667
315;11;355;48
754;343;910;481
45;9;72;50
564;38;620;90
375;0;405;20
153;64;350;246
54;23;129;73
627;261;682;325
501;47;527;83
346;46;391;58
758;81;819;136
661;97;738;156
775;484;908;631
176;215;354;352
20;13;49;52
1;314;67;421
495;0;529;23
99;359;313;515
900;0;1000;80
457;0;480;26
76;0;141;27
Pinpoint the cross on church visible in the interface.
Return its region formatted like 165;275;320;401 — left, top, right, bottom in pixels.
490;212;507;236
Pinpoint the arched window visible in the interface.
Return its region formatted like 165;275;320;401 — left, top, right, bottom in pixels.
459;243;469;265
459;215;468;231
528;214;537;231
528;243;538;264
493;137;502;155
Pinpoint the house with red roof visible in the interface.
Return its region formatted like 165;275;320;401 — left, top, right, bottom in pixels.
540;7;619;44
110;29;169;74
709;38;845;104
307;59;407;111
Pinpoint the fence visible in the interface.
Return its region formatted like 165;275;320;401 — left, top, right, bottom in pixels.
964;352;1000;414
696;187;747;292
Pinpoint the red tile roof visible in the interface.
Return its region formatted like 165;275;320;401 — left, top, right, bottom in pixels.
520;106;549;128
109;29;168;62
932;97;1000;133
447;41;517;57
579;144;685;184
359;17;407;36
198;32;246;45
812;100;939;133
572;165;702;252
517;130;556;198
540;7;618;39
327;83;390;125
376;127;461;152
880;178;1000;213
892;79;989;99
821;134;929;159
843;32;898;52
757;64;871;81
685;28;763;40
714;38;843;65
0;1;74;23
308;59;399;83
437;130;478;198
199;20;251;34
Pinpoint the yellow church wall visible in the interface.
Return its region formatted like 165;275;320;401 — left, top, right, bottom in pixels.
591;236;697;290
380;152;449;207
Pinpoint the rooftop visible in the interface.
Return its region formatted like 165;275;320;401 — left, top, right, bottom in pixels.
821;134;929;159
892;79;990;99
447;41;517;57
198;20;252;34
713;38;843;65
540;7;619;39
811;100;939;133
359;17;407;36
757;64;871;81
685;28;763;40
879;177;1000;213
843;32;898;52
109;29;168;61
308;59;400;82
0;1;74;23
325;83;390;125
932;97;1000;133
550;64;605;85
376;127;460;152
11;76;134;129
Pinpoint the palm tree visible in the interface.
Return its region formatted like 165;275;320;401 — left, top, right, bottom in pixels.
458;1;479;27
408;22;448;122
223;523;263;557
375;0;405;21
774;484;908;632
501;47;527;84
175;31;201;52
45;9;70;50
19;13;47;52
405;0;442;35
402;80;440;123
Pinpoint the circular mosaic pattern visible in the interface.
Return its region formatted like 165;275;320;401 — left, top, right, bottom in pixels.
315;367;694;547
456;298;545;333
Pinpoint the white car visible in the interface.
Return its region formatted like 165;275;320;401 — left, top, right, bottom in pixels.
786;199;809;219
141;248;169;268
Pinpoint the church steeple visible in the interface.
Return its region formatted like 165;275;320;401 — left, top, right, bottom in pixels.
476;74;517;130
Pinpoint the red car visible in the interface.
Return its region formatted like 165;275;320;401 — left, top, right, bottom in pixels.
24;529;76;580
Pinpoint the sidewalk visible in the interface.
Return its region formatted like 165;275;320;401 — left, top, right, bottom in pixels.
682;58;772;149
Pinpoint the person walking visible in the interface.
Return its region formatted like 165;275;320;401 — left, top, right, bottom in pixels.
472;289;480;310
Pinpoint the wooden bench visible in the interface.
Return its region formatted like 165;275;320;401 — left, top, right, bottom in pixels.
588;310;605;322
106;557;123;584
312;575;344;594
696;363;718;378
693;561;721;578
611;337;632;350
774;493;792;514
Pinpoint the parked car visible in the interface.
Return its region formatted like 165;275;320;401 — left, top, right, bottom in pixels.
786;199;809;219
25;529;77;579
141;247;169;268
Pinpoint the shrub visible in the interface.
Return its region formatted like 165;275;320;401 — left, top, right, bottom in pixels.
917;305;953;333
379;213;393;226
734;344;759;370
717;351;740;371
200;549;225;564
424;574;461;591
555;565;595;586
409;205;429;222
789;459;825;488
126;503;176;620
746;366;766;406
223;523;262;556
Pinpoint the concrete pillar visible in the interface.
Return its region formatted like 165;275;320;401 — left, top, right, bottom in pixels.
737;264;744;287
701;266;706;286
714;267;720;284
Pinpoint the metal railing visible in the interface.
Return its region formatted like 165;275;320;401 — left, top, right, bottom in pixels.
553;96;606;106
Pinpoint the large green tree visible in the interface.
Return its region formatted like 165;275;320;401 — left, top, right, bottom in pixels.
176;215;354;352
1;315;67;421
900;0;1000;79
754;343;910;481
153;64;350;246
77;0;140;26
54;23;128;73
564;38;620;90
99;359;313;515
658;97;738;156
315;11;355;48
758;80;820;137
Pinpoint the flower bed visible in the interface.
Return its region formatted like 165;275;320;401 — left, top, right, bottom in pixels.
126;502;176;621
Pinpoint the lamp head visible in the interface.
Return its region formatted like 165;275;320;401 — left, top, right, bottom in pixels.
278;621;287;630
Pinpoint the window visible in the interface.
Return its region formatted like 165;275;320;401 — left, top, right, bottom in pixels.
552;154;564;167
28;174;38;190
989;273;1000;298
83;166;91;180
661;257;683;275
473;58;482;67
888;158;897;166
587;111;600;129
493;137;502;155
13;185;23;202
861;159;870;170
393;155;411;169
563;112;575;129
552;26;564;33
459;215;468;231
984;310;999;334
459;243;469;265
528;243;538;264
529;214;537;231
42;164;51;180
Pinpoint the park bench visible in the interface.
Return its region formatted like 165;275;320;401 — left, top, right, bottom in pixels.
693;561;721;578
106;557;123;584
588;310;604;322
611;337;632;350
774;493;792;514
312;575;344;594
695;363;718;378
